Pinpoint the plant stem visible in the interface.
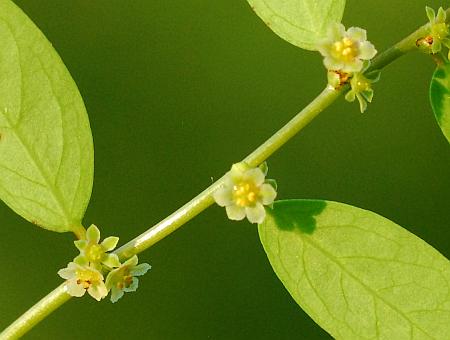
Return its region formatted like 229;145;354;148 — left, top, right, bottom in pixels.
72;224;87;240
0;284;70;340
1;13;441;339
114;15;438;260
369;23;433;72
115;85;341;260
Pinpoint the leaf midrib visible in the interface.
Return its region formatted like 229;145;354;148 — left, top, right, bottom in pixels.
1;18;72;227
4;117;72;226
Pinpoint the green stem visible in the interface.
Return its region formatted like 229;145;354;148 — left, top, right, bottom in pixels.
115;16;438;260
0;284;70;340
115;86;341;260
1;13;441;339
72;224;87;240
368;22;431;72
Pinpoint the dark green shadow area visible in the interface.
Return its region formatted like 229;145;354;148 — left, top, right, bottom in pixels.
267;199;327;234
429;64;447;123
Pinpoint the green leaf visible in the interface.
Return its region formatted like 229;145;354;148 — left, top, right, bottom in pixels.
0;0;94;233
259;200;450;339
247;0;346;50
430;62;450;144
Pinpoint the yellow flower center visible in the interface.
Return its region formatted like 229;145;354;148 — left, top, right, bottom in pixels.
233;181;260;207
117;275;133;290
85;243;105;263
76;268;102;289
332;37;359;62
114;267;133;289
432;23;449;40
353;76;371;93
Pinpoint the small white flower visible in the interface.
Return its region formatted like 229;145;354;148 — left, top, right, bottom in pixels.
213;163;277;224
58;262;108;301
318;23;377;73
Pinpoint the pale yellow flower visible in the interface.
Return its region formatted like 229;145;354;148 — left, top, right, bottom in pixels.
318;24;377;73
425;7;450;54
105;255;151;303
58;262;108;301
74;224;120;270
213;163;277;224
345;67;381;113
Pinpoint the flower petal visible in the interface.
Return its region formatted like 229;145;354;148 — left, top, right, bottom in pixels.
103;254;121;268
229;163;246;182
362;89;374;103
359;41;377;60
225;205;246;221
101;236;119;252
356;93;368;113
264;179;278;191
426;6;436;22
330;23;345;41
123;277;139;292
437;7;446;23
88;282;108;301
58;262;81;279
245;203;266;224
432;40;442;54
345;90;356;102
86;225;100;244
244;168;265;186
124;255;139;267
344;59;364;73
347;27;367;41
66;280;86;297
110;287;125;303
213;186;233;207
258;162;268;176
323;57;344;72
73;254;88;266
105;270;117;290
74;239;87;251
317;41;332;57
260;184;277;205
58;268;75;280
130;263;152;277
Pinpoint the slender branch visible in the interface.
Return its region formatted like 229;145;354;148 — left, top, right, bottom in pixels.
114;14;439;260
368;22;431;72
0;284;70;340
0;13;440;340
115;86;341;260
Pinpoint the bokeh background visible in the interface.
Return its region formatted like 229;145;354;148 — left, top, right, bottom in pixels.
1;0;449;338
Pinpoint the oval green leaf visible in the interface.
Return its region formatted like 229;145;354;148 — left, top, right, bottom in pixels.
247;0;346;50
0;0;94;233
430;62;450;143
259;200;450;339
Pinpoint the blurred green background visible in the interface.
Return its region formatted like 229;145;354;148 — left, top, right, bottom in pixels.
1;0;449;338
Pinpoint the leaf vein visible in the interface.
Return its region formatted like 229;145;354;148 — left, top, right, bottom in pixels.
302;235;435;339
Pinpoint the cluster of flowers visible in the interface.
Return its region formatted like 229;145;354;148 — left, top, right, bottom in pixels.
212;9;449;226
420;7;450;57
317;7;450;113
317;23;378;113
56;6;450;308
213;162;277;224
58;225;151;303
